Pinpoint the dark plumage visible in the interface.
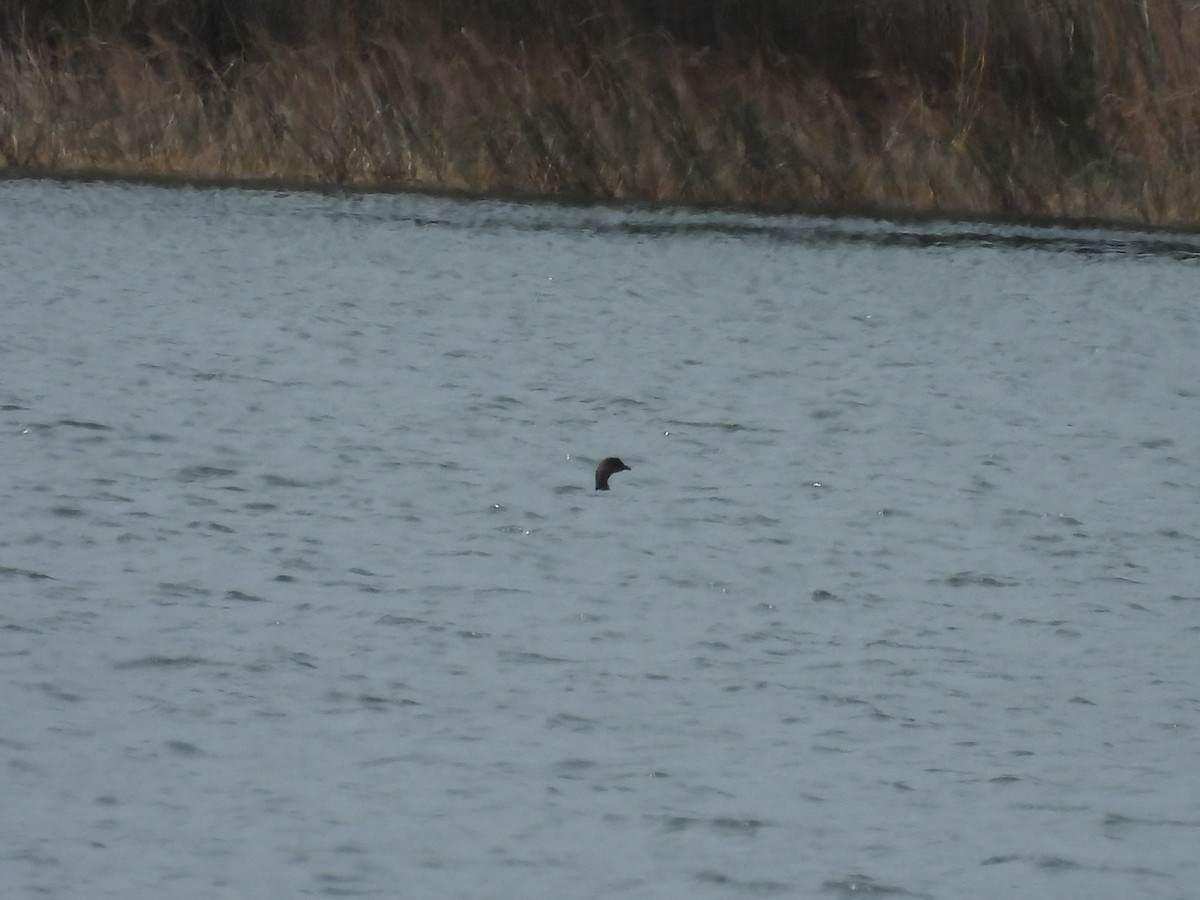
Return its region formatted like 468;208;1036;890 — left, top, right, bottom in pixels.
595;456;631;491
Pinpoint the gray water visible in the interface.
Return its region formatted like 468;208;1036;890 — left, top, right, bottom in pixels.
2;178;1199;899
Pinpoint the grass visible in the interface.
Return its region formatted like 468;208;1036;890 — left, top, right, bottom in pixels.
3;0;1200;225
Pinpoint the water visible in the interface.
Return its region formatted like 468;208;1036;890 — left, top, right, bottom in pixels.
2;178;1199;899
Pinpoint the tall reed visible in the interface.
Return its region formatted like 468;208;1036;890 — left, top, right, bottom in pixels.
2;1;1200;224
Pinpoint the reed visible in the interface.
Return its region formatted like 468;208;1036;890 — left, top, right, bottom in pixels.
3;0;1200;225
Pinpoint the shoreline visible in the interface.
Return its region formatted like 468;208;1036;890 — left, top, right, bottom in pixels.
9;167;1200;240
4;1;1200;228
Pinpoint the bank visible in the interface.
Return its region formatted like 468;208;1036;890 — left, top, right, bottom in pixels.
3;0;1199;226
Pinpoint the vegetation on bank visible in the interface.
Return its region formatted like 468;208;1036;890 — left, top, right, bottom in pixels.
3;0;1200;225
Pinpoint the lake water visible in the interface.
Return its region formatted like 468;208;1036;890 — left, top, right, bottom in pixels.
2;177;1199;899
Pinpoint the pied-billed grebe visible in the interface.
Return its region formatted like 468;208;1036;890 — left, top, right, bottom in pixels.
595;457;631;490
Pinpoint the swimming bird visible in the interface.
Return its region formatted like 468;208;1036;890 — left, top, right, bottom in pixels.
595;456;631;491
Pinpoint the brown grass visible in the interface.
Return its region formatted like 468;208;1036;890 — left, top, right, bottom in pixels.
3;1;1200;225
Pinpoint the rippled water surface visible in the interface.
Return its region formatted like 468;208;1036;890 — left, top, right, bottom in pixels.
3;178;1199;899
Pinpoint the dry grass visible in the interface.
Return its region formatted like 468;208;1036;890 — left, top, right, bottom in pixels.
3;1;1200;225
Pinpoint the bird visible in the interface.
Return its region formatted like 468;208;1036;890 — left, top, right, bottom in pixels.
594;456;631;490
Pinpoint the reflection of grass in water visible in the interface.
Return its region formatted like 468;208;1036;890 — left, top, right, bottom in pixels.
2;0;1200;225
